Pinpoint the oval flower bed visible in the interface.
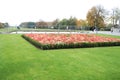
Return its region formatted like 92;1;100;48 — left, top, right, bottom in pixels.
22;34;120;50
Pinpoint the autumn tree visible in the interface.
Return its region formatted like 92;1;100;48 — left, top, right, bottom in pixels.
86;5;106;29
52;19;59;26
36;20;48;28
76;19;81;27
0;22;4;28
76;19;88;29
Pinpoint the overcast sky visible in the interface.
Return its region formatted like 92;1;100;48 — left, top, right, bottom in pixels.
0;0;120;25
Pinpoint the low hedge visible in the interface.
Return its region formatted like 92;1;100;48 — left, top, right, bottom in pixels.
22;34;120;50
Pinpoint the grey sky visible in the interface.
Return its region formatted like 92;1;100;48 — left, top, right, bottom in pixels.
0;0;120;25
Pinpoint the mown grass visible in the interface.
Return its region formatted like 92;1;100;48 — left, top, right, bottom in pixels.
0;34;120;80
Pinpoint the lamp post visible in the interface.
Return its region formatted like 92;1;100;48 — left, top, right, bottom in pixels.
58;24;60;34
94;14;97;33
113;9;115;27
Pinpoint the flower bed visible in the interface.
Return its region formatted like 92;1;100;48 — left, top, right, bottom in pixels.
22;34;120;50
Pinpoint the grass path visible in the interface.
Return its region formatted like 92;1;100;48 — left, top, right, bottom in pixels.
0;34;120;80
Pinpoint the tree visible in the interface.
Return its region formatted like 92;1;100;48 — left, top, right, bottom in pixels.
76;19;88;30
3;23;9;28
56;17;77;29
36;21;48;28
20;22;35;28
110;8;120;27
68;16;77;26
57;18;69;29
52;19;59;29
86;5;106;29
52;19;59;26
76;19;81;27
0;22;4;28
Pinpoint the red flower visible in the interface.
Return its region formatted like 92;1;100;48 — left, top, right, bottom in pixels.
24;34;120;45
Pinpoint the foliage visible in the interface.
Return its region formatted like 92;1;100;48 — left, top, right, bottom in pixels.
0;22;4;28
3;23;9;28
76;19;88;29
109;8;120;27
86;5;106;28
36;21;48;28
68;16;77;26
19;22;36;28
52;19;59;29
55;16;77;29
0;22;9;28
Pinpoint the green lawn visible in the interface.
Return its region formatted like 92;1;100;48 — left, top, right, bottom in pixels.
0;34;120;80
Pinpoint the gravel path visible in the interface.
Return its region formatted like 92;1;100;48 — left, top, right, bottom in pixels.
11;31;120;36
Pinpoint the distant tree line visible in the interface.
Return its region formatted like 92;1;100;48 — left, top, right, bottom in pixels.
19;21;53;29
0;22;9;29
19;22;36;28
20;6;104;30
1;5;119;31
19;17;88;30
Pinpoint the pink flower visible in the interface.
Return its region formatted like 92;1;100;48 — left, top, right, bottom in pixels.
24;34;120;45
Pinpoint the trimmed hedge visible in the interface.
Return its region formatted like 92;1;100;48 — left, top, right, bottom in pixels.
22;34;120;50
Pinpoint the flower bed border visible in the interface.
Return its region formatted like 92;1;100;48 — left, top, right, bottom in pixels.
22;34;120;50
